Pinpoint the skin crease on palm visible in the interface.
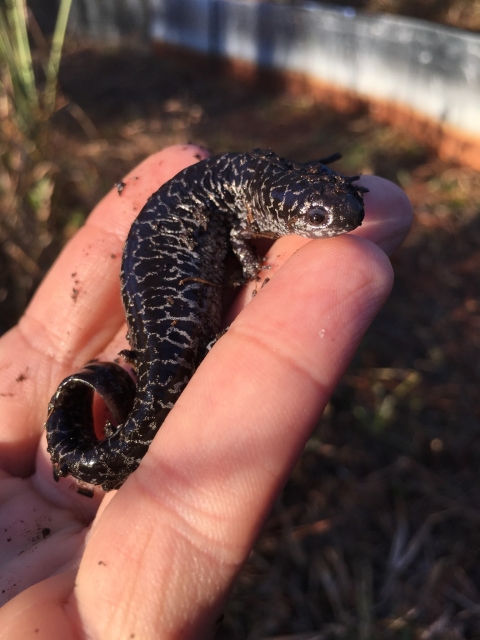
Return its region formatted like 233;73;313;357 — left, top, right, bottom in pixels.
0;144;412;639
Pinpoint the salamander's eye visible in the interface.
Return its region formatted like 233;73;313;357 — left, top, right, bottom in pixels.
307;207;327;226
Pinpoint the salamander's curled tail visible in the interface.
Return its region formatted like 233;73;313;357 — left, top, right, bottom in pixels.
46;362;137;493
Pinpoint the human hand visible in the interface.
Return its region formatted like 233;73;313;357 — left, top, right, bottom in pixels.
0;144;412;639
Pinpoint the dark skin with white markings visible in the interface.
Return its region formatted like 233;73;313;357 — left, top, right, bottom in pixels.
45;149;366;492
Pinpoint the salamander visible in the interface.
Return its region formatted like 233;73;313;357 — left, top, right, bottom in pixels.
45;149;367;493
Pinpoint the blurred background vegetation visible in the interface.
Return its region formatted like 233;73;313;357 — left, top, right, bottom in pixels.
1;1;480;638
0;0;71;331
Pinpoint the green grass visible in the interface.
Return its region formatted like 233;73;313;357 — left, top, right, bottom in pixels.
0;0;72;133
0;0;72;322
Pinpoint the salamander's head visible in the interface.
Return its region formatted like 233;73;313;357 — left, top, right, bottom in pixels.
255;150;367;239
273;172;366;239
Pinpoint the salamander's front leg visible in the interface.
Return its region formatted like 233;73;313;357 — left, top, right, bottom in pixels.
230;225;279;284
229;227;261;284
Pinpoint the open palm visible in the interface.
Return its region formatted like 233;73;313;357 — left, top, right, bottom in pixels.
0;145;412;639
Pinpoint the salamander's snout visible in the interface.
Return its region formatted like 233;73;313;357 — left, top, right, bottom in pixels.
340;192;365;231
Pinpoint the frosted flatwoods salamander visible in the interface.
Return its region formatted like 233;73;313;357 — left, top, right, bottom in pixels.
45;149;367;494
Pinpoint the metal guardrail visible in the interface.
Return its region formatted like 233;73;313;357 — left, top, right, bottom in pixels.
70;0;480;159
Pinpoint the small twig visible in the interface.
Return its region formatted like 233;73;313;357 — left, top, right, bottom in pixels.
3;239;41;276
420;609;456;639
63;101;98;139
323;546;353;603
314;557;350;625
381;508;459;602
446;587;480;617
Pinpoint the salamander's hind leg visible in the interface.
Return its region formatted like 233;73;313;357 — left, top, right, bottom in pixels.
118;349;137;365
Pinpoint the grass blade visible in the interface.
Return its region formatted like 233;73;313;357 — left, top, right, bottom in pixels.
10;0;38;109
43;0;73;116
